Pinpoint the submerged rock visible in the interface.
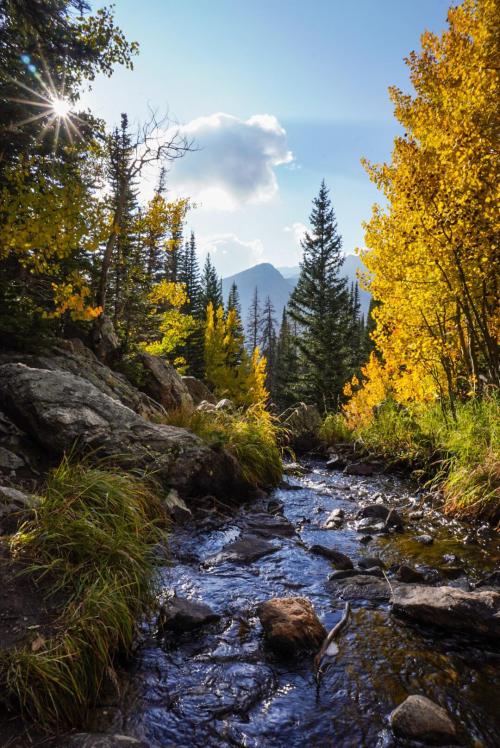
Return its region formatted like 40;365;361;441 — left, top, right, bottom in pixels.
159;596;220;632
244;512;295;538
257;596;326;656
308;545;354;569
389;695;458;745
395;564;427;584
206;535;278;565
391;584;500;639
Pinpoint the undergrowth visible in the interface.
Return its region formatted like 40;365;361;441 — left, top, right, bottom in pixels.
320;394;499;522
0;459;166;726
163;405;283;489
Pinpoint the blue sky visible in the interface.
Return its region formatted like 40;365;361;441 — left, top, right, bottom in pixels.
84;0;451;276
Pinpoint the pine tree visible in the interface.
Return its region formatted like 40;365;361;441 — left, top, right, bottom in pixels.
274;308;299;410
226;281;244;344
288;180;350;411
177;231;204;377
200;254;223;316
259;296;278;394
246;286;261;352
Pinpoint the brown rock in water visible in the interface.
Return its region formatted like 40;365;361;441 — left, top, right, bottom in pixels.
308;545;353;569
389;695;458;745
159;596;220;633
391;584;500;639
257;597;326;656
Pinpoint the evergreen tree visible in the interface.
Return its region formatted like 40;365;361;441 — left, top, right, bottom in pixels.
288;180;350;411
347;281;365;374
259;296;278;394
274;308;299;410
179;232;202;316
226;281;244;343
363;296;379;357
200;254;223;316
246;286;261;352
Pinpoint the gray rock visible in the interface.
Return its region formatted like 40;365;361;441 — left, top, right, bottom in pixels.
391;584;500;639
389;695;458;745
91;314;120;364
159;596;220;632
358;556;384;570
215;398;234;412
0;363;246;499
308;545;354;569
244;512;295;538
0;485;35;532
416;534;434;545
327;574;391;601
357;504;390;521
163;489;192;522
329;568;383;581
324;508;345;528
257;596;326;656
181;376;216;405
326;454;347;470
138;352;193;412
197;400;217;412
206;535;278;565
476;570;500;588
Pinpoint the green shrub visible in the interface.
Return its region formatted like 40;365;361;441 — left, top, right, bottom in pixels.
319;413;353;447
0;459;166;726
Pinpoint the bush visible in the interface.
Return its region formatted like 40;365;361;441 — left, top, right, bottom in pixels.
0;459;166;726
163;405;283;489
319;413;353;447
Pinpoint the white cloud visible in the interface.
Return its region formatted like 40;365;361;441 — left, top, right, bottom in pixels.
198;232;265;276
167;112;293;211
284;221;307;246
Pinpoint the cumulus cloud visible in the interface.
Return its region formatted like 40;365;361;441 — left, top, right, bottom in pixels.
284;221;307;246
198;233;265;276
168;113;293;211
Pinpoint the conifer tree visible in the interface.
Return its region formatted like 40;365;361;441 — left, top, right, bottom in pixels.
288;180;350;411
226;281;244;344
200;254;223;316
179;232;202;316
274;309;300;410
246;286;261;352
259;296;278;394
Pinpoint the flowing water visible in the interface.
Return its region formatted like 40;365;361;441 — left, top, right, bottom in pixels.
93;462;500;747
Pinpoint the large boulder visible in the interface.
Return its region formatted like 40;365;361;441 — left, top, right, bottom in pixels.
280;403;322;453
391;584;500;639
0;342;159;419
257;597;326;656
181;376;216;405
0;363;247;499
389;695;458;745
138;352;193;412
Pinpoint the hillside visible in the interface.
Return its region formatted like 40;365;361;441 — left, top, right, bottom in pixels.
223;256;371;325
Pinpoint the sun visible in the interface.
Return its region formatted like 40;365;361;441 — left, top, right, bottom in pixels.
51;97;71;118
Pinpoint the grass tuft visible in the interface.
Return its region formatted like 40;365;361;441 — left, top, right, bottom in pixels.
0;459;166;726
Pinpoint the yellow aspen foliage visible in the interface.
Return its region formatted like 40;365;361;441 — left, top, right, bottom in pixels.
204;303;269;407
348;0;499;427
141;280;197;368
0;155;106;320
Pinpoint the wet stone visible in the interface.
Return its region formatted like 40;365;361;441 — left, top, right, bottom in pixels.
327;574;392;602
358;556;384;570
329;568;383;581
395;564;427;584
359;534;373;544
158;596;220;633
243;512;295;538
205;534;278;565
257;596;326;656
476;570;500;588
308;545;354;569
344;462;375;476
389;695;458;745
416;534;434;546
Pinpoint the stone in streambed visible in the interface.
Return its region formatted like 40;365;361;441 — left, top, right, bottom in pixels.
257;597;326;656
308;545;353;569
415;534;434;545
243;512;295;538
391;584;500;639
395;564;427;584
327;574;392;602
282;462;307;477
476;570;500;589
358;556;384;570
326;454;347;470
159;596;220;632
389;695;458;745
329;568;383;581
344;462;375;476
206;535;278;566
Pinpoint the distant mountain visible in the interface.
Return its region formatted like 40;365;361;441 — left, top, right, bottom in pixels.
222;256;371;330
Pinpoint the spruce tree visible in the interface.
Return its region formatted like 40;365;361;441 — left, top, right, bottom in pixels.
200;253;223;316
288;180;350;411
274;308;299;410
246;286;261;352
259;296;278;395
178;231;204;377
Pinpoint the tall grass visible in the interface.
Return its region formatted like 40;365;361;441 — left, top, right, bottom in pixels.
320;394;499;521
0;459;166;726
162;405;283;489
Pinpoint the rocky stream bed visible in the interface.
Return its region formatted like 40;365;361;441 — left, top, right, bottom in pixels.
70;460;500;748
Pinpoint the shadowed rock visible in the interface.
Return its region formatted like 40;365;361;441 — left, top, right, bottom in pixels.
159;596;220;632
308;545;354;569
391;584;500;639
138;352;193;412
206;535;278;566
181;376;216;405
389;695;458;745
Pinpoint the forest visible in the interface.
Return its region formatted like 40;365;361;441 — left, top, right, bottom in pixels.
0;0;498;746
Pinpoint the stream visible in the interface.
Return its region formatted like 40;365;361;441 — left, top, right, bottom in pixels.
90;461;500;747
